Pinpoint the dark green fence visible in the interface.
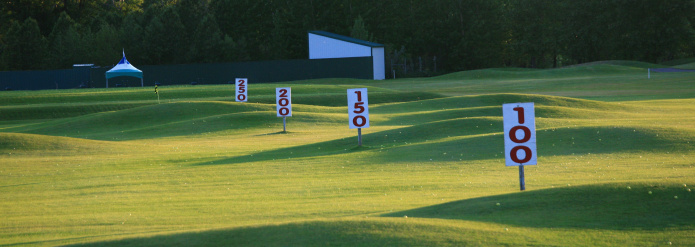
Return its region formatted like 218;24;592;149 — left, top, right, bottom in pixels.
0;57;373;90
0;68;92;90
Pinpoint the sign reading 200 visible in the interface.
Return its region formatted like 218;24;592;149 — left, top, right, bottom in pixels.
276;87;291;117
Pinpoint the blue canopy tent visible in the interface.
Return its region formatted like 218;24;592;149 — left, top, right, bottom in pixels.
105;51;143;88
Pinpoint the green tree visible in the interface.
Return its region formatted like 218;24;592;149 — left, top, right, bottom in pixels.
611;0;695;62
86;22;122;66
220;35;250;62
350;15;373;41
210;0;274;60
506;0;564;68
440;0;507;70
112;0;144;14
187;14;224;63
2;18;48;70
143;6;185;64
560;1;614;64
1;0;61;35
176;0;210;37
47;12;84;69
119;13;146;65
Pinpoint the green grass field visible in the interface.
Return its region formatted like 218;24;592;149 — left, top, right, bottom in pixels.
1;61;695;246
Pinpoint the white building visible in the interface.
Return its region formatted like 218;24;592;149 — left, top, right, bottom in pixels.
308;31;385;80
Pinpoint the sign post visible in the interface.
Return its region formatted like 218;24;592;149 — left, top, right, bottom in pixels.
347;88;369;146
503;102;537;191
236;78;248;102
276;87;292;132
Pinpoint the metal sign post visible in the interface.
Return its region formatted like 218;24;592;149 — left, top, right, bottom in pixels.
358;128;362;146
519;165;526;191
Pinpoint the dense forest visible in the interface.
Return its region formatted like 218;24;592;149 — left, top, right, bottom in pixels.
1;0;694;76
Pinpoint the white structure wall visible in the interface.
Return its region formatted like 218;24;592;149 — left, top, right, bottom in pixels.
372;47;385;80
308;31;385;80
309;33;372;59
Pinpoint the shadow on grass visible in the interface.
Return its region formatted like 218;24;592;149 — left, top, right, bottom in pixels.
371;93;629;114
254;131;291;136
196;120;695;166
383;182;695;230
192;118;502;165
63;184;695;246
64;220;450;247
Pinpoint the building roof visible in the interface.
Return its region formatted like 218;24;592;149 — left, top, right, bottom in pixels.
309;31;384;48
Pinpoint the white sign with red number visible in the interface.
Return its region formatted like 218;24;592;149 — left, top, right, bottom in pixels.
503;102;537;166
276;87;292;117
347;88;369;129
235;78;247;102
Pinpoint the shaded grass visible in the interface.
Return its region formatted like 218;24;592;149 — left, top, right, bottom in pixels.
384;182;695;230
371;63;695;101
372;94;629;114
0;102;154;121
0;132;128;155
64;216;682;247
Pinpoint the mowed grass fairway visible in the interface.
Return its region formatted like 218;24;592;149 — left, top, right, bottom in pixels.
1;61;695;246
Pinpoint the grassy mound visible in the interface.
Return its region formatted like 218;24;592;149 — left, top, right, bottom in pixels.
0;102;154;121
433;62;650;81
384;182;694;230
661;57;695;67
62;219;526;247
66;182;694;246
5;101;275;140
373;94;627;114
674;62;695;70
0;132;123;154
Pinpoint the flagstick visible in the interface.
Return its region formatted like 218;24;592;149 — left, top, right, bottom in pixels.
155;85;160;104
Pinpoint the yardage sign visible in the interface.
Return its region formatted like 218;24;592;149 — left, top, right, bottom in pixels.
347;88;369;129
503;102;537;166
235;78;247;102
276;87;292;117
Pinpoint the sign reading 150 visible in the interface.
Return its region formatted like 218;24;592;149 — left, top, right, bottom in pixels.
503;102;537;166
347;88;369;129
236;78;247;102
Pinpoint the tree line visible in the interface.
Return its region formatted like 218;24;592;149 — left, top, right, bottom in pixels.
1;0;694;76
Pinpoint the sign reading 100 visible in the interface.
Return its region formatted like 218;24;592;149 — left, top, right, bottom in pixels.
503;102;537;166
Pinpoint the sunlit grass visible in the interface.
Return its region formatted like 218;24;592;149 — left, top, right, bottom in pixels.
1;61;695;246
